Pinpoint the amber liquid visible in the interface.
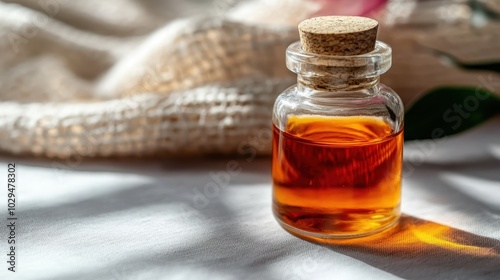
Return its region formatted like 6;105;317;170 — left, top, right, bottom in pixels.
272;115;403;238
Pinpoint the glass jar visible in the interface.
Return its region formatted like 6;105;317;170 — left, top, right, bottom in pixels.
272;40;404;240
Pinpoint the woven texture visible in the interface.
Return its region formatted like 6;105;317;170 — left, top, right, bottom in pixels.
2;0;499;158
0;0;310;158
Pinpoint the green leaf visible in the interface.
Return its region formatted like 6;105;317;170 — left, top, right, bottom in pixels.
404;87;500;141
460;61;500;73
470;0;500;21
431;49;500;74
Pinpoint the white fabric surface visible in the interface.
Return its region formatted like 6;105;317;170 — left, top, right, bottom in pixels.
1;117;499;280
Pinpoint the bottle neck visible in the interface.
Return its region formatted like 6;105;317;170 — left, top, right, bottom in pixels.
297;75;380;92
285;40;392;96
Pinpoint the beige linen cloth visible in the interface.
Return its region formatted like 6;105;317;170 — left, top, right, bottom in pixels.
0;0;318;158
0;0;499;158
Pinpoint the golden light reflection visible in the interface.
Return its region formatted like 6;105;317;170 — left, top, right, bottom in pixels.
410;222;496;256
296;215;500;258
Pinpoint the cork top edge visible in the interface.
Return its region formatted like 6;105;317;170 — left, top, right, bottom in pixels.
299;16;378;35
298;16;379;56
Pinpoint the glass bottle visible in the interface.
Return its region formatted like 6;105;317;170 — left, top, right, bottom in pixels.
272;16;404;240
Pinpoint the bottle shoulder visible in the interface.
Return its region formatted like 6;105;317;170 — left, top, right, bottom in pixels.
273;84;404;132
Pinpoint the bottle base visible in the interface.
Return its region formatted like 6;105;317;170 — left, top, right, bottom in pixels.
273;205;400;241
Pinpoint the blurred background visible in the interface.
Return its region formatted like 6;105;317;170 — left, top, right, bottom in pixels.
0;0;499;159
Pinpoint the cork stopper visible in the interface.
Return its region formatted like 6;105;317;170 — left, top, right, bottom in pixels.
299;16;378;56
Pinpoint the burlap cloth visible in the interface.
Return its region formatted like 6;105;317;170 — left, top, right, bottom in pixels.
0;0;498;158
0;0;317;158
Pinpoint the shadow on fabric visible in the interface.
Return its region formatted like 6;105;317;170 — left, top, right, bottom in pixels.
310;215;500;279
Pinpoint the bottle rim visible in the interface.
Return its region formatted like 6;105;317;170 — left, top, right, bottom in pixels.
286;40;392;79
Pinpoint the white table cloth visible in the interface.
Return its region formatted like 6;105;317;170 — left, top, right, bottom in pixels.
1;117;500;280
